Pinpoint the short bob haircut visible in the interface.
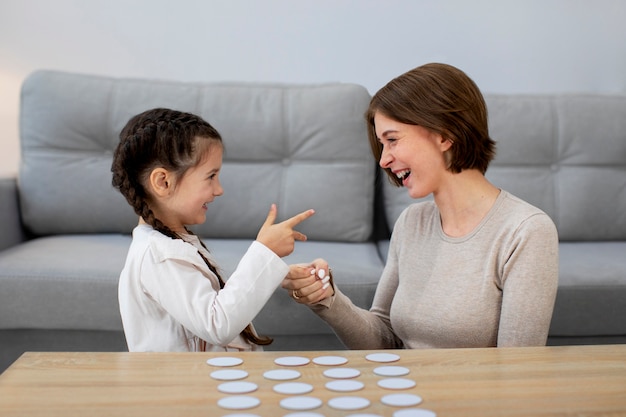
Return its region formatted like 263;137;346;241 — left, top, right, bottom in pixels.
366;63;496;187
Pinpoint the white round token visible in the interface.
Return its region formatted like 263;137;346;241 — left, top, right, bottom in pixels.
377;378;416;390
210;369;249;381
365;352;401;363
393;409;437;417
217;381;258;394
381;393;423;407
273;382;314;395
312;355;348;366
217;395;260;410
263;369;301;381
325;379;365;392
206;356;243;367
327;396;371;410
280;396;323;411
373;365;410;377
274;356;311;366
323;367;361;379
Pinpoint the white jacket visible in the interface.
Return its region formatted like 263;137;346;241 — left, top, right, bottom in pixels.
118;224;289;352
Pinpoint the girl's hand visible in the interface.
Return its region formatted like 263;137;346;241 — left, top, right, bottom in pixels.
256;204;315;257
282;259;334;304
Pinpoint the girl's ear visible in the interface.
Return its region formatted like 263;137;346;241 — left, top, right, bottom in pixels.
149;168;173;197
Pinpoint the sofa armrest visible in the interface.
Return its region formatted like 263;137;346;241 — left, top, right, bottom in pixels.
0;177;26;251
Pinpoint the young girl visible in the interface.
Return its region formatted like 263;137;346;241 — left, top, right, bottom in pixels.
111;108;314;352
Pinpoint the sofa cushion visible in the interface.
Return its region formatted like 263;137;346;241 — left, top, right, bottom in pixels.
0;234;130;331
0;234;383;338
550;242;626;336
19;70;374;242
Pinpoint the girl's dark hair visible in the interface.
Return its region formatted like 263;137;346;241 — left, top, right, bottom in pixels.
111;107;272;347
366;63;496;186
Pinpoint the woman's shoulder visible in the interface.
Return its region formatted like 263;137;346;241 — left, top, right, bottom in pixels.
499;191;551;219
397;199;438;224
497;191;557;234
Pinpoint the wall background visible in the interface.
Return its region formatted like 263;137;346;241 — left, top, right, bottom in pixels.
1;0;625;177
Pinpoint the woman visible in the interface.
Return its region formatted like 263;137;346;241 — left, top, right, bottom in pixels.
283;63;558;348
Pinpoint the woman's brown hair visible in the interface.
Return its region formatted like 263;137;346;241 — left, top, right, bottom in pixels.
366;63;496;186
111;107;272;347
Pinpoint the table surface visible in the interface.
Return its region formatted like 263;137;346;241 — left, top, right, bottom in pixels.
0;344;625;417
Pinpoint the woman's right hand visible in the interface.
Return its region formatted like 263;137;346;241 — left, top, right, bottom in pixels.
282;259;334;304
256;204;315;257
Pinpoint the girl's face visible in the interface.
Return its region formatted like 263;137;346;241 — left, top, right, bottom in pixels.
159;145;224;233
374;111;451;199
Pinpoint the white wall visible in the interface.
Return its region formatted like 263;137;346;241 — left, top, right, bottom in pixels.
1;0;625;177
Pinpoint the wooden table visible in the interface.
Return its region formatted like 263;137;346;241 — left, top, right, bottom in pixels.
0;345;625;416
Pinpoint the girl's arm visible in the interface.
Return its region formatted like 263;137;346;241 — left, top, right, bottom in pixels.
143;240;288;346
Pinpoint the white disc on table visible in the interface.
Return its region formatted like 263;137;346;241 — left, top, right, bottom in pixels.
312;355;348;366
279;396;323;411
323;367;361;379
217;395;260;410
365;352;401;363
210;369;249;381
273;382;314;395
373;365;410;377
217;381;258;394
206;356;243;367
393;409;437;417
274;356;311;366
325;379;365;392
381;393;423;407
377;378;416;390
327;396;371;411
263;369;301;381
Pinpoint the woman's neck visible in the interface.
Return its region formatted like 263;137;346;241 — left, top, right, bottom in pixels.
433;170;500;238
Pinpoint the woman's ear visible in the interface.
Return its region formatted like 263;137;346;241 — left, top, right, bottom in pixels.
148;168;173;197
439;134;453;152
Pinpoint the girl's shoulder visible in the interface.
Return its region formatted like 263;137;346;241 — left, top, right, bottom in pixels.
133;224;201;265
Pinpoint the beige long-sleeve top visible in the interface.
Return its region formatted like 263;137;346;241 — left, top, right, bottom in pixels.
118;224;289;352
313;191;559;349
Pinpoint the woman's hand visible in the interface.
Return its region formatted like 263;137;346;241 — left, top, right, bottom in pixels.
282;259;334;304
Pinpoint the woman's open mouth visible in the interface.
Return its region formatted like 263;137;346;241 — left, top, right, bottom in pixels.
396;169;411;184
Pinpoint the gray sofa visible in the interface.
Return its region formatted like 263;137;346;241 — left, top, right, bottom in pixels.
1;70;625;373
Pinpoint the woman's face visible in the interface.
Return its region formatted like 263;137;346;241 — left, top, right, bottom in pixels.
374;111;451;199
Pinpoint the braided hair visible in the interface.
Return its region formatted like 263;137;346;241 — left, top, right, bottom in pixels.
111;108;272;347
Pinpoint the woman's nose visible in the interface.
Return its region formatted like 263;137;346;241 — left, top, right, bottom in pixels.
379;146;393;168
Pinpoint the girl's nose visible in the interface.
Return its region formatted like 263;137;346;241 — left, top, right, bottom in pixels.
215;180;224;196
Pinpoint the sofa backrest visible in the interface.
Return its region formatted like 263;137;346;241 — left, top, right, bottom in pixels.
19;70;374;242
381;94;626;241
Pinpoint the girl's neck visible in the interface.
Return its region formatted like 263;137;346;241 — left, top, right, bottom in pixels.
433;170;500;238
